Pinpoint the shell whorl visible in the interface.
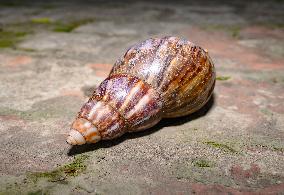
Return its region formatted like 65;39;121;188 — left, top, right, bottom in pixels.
67;36;215;145
92;74;162;132
111;36;215;117
68;74;162;144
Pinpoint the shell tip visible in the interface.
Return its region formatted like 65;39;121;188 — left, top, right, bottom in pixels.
66;129;86;145
66;135;76;145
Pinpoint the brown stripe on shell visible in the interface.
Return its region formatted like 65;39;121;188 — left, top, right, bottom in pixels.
158;60;199;108
111;37;180;89
163;50;215;117
119;80;149;115
144;37;180;87
161;55;197;93
155;39;184;88
124;88;162;131
93;74;143;114
166;62;211;111
91;74;163;132
78;98;126;139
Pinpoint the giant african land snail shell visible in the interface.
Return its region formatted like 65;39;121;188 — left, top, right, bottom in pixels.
67;36;215;145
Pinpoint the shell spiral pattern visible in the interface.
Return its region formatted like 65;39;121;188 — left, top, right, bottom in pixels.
67;36;215;145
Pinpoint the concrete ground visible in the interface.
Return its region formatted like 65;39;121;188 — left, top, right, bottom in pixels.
0;0;283;194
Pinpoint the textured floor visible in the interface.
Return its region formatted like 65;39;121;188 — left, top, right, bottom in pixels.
0;0;284;194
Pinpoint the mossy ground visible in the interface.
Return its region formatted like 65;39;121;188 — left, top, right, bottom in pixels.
216;76;231;81
28;154;89;183
0;18;94;49
204;141;238;154
0;30;27;48
53;19;94;32
31;18;53;24
27;190;48;195
193;159;213;168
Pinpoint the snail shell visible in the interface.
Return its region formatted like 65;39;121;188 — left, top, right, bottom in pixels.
67;36;215;145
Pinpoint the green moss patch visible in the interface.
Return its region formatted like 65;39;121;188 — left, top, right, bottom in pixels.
204;141;238;153
27;190;48;195
31;18;53;24
53;19;94;33
0;18;94;46
216;76;231;81
28;155;89;183
0;30;27;48
62;154;89;176
260;108;274;116
193;159;213;168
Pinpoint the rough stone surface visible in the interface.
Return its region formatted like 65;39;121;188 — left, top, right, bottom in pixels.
0;0;283;194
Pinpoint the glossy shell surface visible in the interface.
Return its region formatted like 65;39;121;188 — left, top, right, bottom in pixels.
111;36;215;117
67;36;216;145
